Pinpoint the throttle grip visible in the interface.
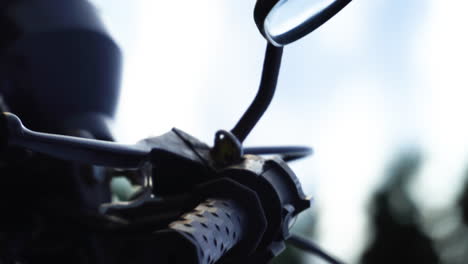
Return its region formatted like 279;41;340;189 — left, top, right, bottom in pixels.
156;198;247;264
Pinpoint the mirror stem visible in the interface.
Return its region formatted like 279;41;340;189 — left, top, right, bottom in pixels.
231;43;283;143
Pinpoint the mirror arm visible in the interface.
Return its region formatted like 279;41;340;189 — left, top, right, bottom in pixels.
231;43;283;143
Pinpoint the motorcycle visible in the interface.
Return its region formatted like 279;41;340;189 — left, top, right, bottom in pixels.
0;0;351;263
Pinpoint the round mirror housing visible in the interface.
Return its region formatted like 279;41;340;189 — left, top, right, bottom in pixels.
255;0;352;46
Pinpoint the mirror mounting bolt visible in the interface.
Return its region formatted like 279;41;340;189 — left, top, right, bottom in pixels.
211;130;243;167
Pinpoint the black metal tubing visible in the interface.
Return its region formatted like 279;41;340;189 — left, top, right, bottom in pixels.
231;43;283;143
287;234;345;264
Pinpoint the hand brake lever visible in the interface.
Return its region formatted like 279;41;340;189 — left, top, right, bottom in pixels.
2;112;150;168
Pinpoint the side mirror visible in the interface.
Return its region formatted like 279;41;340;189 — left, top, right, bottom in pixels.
255;0;352;46
231;0;352;142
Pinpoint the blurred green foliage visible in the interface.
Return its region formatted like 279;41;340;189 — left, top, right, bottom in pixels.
360;151;439;263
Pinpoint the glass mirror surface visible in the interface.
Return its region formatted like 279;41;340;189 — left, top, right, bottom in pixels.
264;0;351;46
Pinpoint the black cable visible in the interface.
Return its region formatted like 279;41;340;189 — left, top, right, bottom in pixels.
287;234;345;264
244;146;313;162
231;43;283;143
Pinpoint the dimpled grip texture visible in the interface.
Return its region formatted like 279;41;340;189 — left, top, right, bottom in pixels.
169;199;246;264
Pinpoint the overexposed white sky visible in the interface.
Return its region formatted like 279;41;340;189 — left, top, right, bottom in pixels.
91;0;468;262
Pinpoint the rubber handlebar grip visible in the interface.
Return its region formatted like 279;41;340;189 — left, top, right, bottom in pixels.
161;198;247;264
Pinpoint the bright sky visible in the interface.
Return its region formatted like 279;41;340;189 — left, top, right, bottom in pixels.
91;0;468;262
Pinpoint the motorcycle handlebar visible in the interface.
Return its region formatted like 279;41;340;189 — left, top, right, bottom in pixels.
153;198;247;264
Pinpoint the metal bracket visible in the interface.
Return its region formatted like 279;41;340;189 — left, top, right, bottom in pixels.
211;130;244;167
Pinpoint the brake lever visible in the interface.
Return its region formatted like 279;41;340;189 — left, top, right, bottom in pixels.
1;112;216;196
2;112;213;169
2;112;150;168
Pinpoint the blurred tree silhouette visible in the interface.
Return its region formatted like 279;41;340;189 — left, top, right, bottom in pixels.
433;166;468;264
361;152;439;264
